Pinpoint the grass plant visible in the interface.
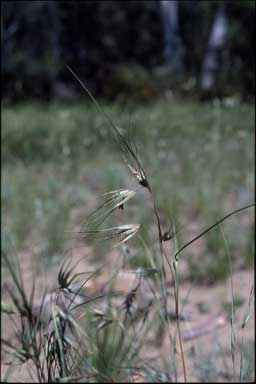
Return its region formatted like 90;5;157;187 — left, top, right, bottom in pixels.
1;68;255;382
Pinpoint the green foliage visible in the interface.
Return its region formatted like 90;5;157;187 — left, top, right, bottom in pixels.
2;99;254;273
42;200;70;259
105;64;157;102
239;341;255;382
2;99;254;162
206;227;229;279
2;164;37;248
187;251;229;283
128;250;152;270
245;226;255;267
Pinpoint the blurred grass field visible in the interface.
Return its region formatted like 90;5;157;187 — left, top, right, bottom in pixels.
2;98;255;281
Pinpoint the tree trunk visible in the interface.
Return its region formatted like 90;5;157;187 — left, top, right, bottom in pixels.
159;0;184;71
200;5;228;91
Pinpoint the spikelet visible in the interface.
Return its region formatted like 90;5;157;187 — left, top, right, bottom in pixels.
66;65;151;193
81;188;136;230
73;223;141;248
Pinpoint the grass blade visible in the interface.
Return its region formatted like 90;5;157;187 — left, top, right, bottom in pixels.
242;284;254;329
174;203;255;263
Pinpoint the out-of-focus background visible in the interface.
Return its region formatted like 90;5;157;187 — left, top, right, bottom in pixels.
2;0;255;101
1;1;255;382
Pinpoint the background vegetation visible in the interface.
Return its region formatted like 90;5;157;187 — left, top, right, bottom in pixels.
2;0;255;101
1;1;255;382
2;99;254;280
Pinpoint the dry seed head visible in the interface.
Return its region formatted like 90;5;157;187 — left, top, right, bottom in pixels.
74;223;141;247
112;224;141;247
103;188;135;197
162;231;175;242
103;188;136;209
81;188;137;230
162;223;185;242
66;66;151;191
124;157;151;192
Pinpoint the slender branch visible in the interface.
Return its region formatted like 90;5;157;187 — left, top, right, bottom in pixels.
152;200;187;382
174;203;255;263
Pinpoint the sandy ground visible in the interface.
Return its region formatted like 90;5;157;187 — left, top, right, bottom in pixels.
1;245;254;383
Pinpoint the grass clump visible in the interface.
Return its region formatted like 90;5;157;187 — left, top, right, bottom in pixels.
1;68;254;383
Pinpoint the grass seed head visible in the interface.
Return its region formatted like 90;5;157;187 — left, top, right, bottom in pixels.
74;223;141;247
81;188;136;229
112;224;141;247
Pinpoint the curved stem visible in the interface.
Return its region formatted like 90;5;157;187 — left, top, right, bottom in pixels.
174;203;255;263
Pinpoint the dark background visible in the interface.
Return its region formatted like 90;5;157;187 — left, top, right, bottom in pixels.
2;0;255;103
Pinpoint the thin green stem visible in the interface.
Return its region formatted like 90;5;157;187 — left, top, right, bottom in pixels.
174;203;255;263
152;200;187;382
